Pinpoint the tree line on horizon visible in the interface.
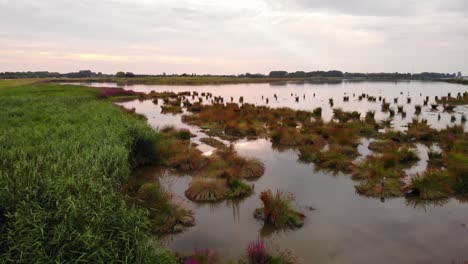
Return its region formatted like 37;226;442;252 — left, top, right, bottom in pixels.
0;69;459;80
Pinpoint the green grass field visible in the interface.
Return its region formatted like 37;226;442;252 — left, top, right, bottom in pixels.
0;81;176;263
0;79;39;89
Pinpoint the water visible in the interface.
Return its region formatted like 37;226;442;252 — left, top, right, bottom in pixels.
69;80;468;130
76;81;468;263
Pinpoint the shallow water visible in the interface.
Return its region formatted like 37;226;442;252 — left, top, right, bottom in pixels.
71;80;468;130
82;81;468;263
138;140;468;264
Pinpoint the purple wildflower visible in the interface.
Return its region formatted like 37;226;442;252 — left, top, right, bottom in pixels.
247;240;267;264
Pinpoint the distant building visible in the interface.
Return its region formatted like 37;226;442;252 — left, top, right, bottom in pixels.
457;71;462;78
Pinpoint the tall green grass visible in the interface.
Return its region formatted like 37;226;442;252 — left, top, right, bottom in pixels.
0;81;175;263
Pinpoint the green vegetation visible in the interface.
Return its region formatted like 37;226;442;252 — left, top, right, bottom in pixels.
132;182;195;234
440;78;468;86
406;119;436;141
1;77;466;261
185;178;229;202
2;69;459;81
52;76;319;85
200;137;226;149
353;145;419;197
403;126;468;200
0;78;39;88
0;81;176;263
182;146;264;202
436;92;468;105
227;179;253;199
254;190;305;229
243;240;299;264
427;148;444;168
146;89;468;201
409;170;454;200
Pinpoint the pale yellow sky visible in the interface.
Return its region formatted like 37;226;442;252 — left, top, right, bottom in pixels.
1;0;467;74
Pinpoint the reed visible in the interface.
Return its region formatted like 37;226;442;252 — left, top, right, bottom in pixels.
0;81;175;263
254;189;305;229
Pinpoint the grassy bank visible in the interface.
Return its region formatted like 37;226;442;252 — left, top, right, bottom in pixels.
437;78;468;85
0;79;40;89
0;81;176;263
49;76;342;85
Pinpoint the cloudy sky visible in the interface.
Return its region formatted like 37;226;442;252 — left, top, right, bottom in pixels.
1;0;467;75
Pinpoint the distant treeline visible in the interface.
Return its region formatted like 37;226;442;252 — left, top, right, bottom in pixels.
0;70;112;79
344;72;457;80
0;70;459;80
262;70;457;79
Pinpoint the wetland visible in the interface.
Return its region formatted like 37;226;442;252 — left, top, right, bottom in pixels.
82;80;468;264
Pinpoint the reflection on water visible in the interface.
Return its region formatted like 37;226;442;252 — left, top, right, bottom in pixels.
139;139;468;264
69;80;468;131
84;81;468;263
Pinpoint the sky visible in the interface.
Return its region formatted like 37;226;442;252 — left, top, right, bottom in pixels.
0;0;467;75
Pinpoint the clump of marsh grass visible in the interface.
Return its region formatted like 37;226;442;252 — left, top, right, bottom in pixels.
237;158;266;179
185;178;228;202
408;170;455;200
332;108;360;123
136;182;195;234
368;140;396;153
271;127;302;146
199;137;226;149
254;189;305;229
379;118;393;128
312;107;322;119
355;177;404;198
227;179;253;199
364;110;376;125
397;105;404;113
161;126;195;140
187;102;203;112
98;87;142;99
381;102;390;112
182;146;264;202
214;146;266;180
406;118;435;141
428;148;444;168
442;104;456;112
436;92;468;105
447;141;468;194
414;104;422;115
304;144;358;173
352;144;419;197
161;104;183;114
384;147;419;166
168;141;208;172
246;240;300;264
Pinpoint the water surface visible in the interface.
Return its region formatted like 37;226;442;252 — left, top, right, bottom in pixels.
82;81;468;263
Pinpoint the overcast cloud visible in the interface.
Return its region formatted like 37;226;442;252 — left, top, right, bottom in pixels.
0;0;467;74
